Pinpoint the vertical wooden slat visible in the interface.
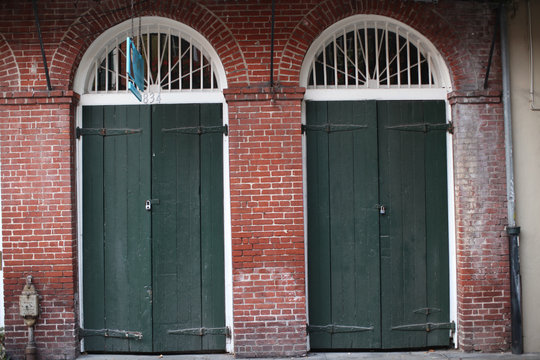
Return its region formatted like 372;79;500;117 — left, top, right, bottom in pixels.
327;101;380;349
125;105;153;352
307;101;380;349
424;101;451;347
82;106;105;351
306;101;332;349
378;101;449;349
152;104;201;352
200;103;226;350
152;104;225;352
83;105;152;352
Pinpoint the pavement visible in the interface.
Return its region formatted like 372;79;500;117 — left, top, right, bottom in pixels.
78;351;540;360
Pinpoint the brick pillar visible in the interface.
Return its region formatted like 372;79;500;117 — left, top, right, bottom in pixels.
225;86;307;357
0;91;79;360
449;90;511;352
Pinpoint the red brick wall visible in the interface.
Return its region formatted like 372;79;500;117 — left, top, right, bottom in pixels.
0;0;510;358
225;87;306;356
0;92;79;360
450;91;511;351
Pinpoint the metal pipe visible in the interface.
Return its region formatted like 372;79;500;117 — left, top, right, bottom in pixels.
500;3;523;354
269;0;275;88
32;0;52;91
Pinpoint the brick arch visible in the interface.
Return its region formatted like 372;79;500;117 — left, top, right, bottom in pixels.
49;0;249;91
279;0;489;91
0;34;21;91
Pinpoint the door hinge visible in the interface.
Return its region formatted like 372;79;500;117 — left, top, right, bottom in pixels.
413;307;441;316
161;124;228;136
76;127;142;139
301;123;368;134
307;324;374;334
391;321;455;332
79;328;143;340
385;121;453;134
168;326;231;338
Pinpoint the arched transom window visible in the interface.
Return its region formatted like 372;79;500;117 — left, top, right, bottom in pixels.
77;17;224;97
303;16;449;90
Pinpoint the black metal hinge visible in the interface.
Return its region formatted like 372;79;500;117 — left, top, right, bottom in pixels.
307;324;374;334
385;121;453;134
168;326;231;338
76;127;142;139
301;123;368;134
413;307;441;316
391;321;455;332
162;124;228;136
79;328;143;340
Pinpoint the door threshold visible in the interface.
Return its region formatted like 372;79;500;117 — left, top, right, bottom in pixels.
308;351;540;359
78;355;233;360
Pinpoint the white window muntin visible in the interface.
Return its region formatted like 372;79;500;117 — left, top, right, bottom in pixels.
74;17;226;98
300;15;452;94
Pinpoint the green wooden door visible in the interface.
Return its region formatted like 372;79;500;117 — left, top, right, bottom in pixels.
306;100;450;350
82;104;225;353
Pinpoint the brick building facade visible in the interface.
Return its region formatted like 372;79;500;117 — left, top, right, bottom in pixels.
0;1;512;359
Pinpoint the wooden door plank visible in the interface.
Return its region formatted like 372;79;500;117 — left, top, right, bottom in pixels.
379;101;449;349
199;103;226;351
83;105;152;352
379;101;425;349
82;106;106;351
307;101;380;349
424;101;451;347
124;105;153;352
152;104;203;352
306;101;333;349
328;101;380;349
102;105;152;352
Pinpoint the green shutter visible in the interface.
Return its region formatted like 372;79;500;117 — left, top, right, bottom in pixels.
82;104;225;353
307;100;450;350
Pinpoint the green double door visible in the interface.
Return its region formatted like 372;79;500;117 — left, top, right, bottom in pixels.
81;104;225;353
306;101;451;350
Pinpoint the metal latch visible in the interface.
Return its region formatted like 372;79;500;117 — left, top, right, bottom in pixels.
145;199;160;211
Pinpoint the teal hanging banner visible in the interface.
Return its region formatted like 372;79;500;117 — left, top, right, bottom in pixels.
126;37;144;101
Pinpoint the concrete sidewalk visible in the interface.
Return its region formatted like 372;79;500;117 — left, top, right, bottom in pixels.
78;351;540;360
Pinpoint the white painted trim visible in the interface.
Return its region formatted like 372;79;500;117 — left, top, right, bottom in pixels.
446;103;458;348
76;104;85;352
301;101;310;352
78;92;225;106
304;88;448;101
299;14;453;92
222;101;234;353
75;16;233;354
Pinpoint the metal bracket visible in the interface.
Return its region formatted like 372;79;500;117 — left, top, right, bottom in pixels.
76;127;142;139
168;326;231;338
391;321;455;332
79;328;143;340
413;307;441;316
307;324;374;334
385;121;453;134
161;124;228;136
301;123;368;134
